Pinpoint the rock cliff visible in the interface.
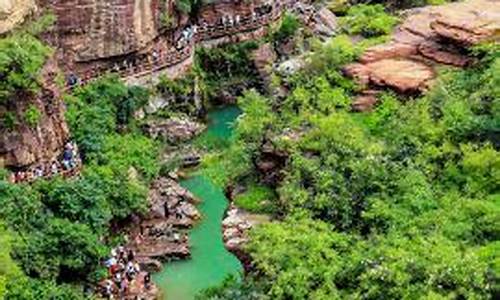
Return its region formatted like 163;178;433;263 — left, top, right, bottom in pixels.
0;0;36;34
39;0;293;79
0;60;69;168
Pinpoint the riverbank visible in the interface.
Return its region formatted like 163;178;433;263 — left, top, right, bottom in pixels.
153;106;244;300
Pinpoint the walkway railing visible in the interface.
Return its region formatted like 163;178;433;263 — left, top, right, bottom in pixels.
66;2;292;84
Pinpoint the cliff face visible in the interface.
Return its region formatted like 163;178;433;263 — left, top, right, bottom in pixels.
1;0;289;169
39;0;165;62
39;0;287;77
0;0;37;34
0;60;69;168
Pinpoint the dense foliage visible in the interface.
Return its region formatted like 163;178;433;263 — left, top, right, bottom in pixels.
0;74;159;297
0;33;51;103
195;41;260;103
340;4;399;37
200;13;500;299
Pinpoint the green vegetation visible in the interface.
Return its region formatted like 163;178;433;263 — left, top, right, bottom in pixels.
234;184;276;214
0;2;498;299
340;4;399;37
0;76;159;298
271;13;301;43
0;33;51;103
0;225;20;299
24;105;42;128
175;0;201;15
200;29;500;300
195;41;260;103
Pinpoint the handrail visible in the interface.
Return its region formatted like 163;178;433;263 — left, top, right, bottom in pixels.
66;3;290;85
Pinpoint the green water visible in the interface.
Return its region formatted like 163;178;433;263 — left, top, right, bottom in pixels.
154;106;243;300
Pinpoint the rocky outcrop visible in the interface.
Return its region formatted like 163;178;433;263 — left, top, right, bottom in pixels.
352;90;381;112
256;141;289;187
127;177;201;262
222;205;270;271
312;7;338;38
142;117;206;143
0;0;37;34
0;60;69;169
344;0;500;95
251;43;277;89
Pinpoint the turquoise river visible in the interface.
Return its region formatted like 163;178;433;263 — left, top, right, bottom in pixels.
153;106;243;300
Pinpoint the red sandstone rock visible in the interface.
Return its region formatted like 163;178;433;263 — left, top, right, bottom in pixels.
352;90;381;112
346;0;500;95
367;59;435;93
430;0;500;45
343;63;371;86
417;41;472;67
360;42;418;64
0;60;69;168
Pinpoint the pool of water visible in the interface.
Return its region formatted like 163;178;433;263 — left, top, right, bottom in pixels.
153;106;243;300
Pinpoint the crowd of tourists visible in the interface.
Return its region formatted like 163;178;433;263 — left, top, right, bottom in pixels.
8;141;80;184
101;245;151;300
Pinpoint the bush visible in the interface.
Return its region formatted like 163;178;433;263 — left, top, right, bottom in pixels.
24;105;41;127
340;4;398;37
0;33;51;103
234;184;276;213
1;112;17;130
272;13;300;43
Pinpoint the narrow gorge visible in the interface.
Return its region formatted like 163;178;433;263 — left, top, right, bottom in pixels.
0;0;499;300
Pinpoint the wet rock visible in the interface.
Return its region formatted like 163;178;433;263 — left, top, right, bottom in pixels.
143;117;206;143
136;257;163;273
222;205;271;268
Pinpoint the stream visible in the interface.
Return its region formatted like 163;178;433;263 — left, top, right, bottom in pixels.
153;106;243;300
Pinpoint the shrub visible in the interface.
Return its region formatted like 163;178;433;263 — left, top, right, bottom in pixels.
24;105;42;127
272;13;300;43
0;34;51;103
340;4;398;37
1;112;17;130
234;184;276;213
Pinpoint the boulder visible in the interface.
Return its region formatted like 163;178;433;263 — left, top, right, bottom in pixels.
366;59;435;93
430;0;500;46
143;117;206;143
147;177;198;220
313;7;338;37
345;0;500;95
277;57;306;76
